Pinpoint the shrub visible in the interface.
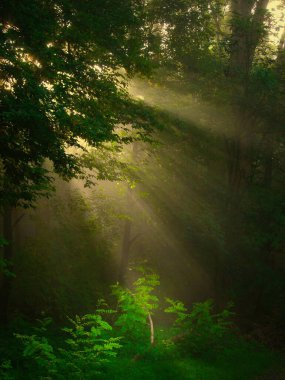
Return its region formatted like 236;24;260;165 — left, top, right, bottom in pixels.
0;360;14;380
165;298;235;356
16;312;121;379
112;272;159;355
15;272;238;378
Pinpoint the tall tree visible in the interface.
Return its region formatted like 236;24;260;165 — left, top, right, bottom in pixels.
0;0;160;322
148;0;285;318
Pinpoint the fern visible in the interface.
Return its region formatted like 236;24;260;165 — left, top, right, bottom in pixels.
16;308;121;379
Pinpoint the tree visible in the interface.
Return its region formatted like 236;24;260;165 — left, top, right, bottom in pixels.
0;0;161;208
0;0;160;322
146;0;285;321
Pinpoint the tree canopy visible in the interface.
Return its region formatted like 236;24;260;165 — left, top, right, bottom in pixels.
0;0;160;208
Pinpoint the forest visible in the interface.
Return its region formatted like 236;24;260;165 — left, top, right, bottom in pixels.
1;0;285;379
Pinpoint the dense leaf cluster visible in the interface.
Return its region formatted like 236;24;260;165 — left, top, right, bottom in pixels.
0;0;160;207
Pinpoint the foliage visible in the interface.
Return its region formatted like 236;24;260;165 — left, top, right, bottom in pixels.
57;314;121;378
3;330;282;380
6;272;283;379
15;317;57;377
0;237;15;277
100;346;280;380
1;2;285;378
152;0;224;73
16;312;121;379
112;271;159;354
165;298;235;355
0;258;16;278
0;360;14;380
0;0;161;209
0;236;8;247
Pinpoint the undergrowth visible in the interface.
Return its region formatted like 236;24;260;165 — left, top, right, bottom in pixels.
0;270;282;379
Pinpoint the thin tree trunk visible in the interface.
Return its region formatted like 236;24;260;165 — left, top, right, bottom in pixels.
148;312;154;345
118;217;132;285
118;142;141;285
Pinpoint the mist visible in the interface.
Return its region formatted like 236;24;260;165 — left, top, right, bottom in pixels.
1;0;285;378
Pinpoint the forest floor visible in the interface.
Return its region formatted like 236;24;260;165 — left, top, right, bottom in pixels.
1;341;284;379
101;347;284;380
1;321;284;379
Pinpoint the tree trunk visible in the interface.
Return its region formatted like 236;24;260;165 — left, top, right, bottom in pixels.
229;0;269;77
226;0;269;199
0;207;14;323
148;312;155;345
118;142;141;285
118;217;132;285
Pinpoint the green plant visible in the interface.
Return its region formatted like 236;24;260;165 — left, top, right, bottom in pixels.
15;317;57;377
14;273;240;378
112;271;159;354
58;314;121;378
0;360;14;380
16;312;121;379
165;299;235;356
0;237;15;278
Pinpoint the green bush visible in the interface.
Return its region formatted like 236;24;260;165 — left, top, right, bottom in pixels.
112;272;159;355
16;312;121;379
165;298;235;356
15;272;239;378
0;360;14;380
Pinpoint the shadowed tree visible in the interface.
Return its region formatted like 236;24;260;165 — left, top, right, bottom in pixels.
0;0;161;322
